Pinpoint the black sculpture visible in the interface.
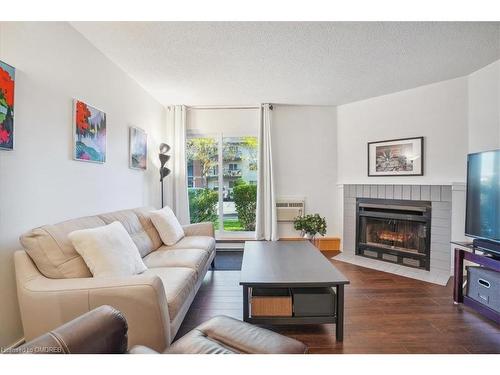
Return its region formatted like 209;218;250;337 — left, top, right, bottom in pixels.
159;143;171;208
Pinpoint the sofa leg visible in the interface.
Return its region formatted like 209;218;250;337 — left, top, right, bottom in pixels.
211;258;216;270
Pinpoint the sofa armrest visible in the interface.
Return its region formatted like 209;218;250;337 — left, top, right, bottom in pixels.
182;222;214;237
10;305;128;354
15;251;171;352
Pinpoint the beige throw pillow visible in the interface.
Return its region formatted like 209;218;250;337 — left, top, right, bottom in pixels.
150;206;185;246
68;221;147;277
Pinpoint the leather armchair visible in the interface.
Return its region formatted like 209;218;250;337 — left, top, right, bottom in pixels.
7;305;128;354
7;306;307;354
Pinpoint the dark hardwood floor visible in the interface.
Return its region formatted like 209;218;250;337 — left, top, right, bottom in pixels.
177;251;500;353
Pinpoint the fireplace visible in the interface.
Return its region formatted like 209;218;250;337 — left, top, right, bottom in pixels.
356;198;431;270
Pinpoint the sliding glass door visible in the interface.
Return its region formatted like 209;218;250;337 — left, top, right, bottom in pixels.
222;136;258;233
186;136;219;228
187;133;258;237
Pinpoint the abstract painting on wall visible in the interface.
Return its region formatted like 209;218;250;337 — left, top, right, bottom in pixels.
0;60;15;151
73;99;106;163
129;126;147;170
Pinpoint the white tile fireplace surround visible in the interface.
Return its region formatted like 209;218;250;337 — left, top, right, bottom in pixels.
336;184;454;285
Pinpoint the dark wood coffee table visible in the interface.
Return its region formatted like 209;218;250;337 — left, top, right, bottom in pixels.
240;241;350;341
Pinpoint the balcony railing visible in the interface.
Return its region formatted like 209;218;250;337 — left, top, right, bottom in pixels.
223;153;242;162
204;169;242;179
224;169;242;177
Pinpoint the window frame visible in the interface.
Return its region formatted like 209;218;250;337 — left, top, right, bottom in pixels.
186;130;258;240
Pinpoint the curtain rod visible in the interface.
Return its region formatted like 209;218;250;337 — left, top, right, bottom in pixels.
186;105;261;110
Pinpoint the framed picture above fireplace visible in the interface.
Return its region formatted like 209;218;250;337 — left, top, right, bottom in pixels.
368;136;424;177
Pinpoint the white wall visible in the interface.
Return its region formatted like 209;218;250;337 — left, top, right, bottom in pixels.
272;105;337;237
187;107;259;135
337;77;469;185
0;22;166;347
468;59;500;153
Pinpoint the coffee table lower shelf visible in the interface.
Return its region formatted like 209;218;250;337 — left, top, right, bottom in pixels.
244;316;337;325
241;284;345;341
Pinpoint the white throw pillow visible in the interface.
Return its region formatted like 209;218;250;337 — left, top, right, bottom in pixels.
150;206;185;246
68;221;147;277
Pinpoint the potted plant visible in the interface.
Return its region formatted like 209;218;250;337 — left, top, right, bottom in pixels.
293;214;327;241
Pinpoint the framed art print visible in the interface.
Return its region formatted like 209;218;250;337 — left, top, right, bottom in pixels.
0;60;15;151
73;99;106;163
129;126;147;170
368;136;424;177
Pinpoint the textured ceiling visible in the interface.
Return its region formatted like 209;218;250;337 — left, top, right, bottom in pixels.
71;22;500;105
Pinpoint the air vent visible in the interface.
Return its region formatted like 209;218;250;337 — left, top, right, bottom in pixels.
276;197;305;222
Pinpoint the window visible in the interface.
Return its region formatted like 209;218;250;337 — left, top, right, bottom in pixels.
187;162;194;188
222;136;258;232
185;108;259;237
185;136;218;227
186;134;258;234
209;165;218;177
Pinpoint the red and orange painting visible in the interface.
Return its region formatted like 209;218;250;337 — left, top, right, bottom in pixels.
74;99;106;163
0;60;15;150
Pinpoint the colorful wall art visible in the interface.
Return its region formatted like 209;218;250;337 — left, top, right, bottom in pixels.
129;126;147;170
0;60;15;151
74;99;106;163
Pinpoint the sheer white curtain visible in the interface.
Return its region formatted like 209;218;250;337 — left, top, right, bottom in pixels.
171;105;190;224
255;104;279;241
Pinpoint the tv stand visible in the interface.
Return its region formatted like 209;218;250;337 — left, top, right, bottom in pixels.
453;245;500;324
472;238;500;257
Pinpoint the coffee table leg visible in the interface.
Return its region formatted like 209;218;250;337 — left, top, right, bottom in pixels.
243;285;249;322
336;284;344;341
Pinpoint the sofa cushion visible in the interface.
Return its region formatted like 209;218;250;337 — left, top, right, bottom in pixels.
19;215;105;279
150;206;185;246
164;236;216;255
143;267;197;322
98;208;162;258
133;207;164;251
69;222;147;278
143;248;209;275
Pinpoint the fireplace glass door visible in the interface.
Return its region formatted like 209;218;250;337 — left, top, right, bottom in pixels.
358;216;428;256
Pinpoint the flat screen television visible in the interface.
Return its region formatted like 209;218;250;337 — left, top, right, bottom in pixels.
465;149;500;255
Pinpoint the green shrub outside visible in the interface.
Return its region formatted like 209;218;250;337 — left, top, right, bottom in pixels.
188;188;218;225
233;179;257;231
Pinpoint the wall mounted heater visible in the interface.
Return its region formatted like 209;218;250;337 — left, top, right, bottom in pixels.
276;198;305;222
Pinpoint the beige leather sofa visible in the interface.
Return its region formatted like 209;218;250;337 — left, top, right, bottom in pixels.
14;207;215;352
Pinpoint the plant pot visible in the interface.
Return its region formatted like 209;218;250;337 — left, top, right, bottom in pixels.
302;232;315;242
